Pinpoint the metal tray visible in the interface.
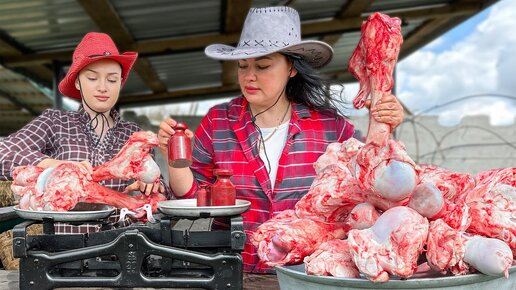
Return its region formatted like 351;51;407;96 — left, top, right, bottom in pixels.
157;199;251;217
276;264;516;290
13;203;115;222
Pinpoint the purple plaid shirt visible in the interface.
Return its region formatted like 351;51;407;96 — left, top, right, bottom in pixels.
0;106;168;233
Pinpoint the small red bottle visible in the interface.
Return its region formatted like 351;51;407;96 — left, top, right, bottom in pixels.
211;169;236;206
168;122;192;168
196;185;211;207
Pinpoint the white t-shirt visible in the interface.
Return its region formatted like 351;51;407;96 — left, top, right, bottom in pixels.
258;121;289;189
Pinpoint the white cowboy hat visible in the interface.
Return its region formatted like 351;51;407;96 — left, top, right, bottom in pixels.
205;6;333;68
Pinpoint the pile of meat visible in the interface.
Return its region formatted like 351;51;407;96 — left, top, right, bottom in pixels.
251;12;515;282
11;131;166;213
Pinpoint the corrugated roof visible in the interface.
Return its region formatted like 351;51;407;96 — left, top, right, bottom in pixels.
0;0;98;51
149;51;222;91
0;65;51;135
369;0;450;13
112;0;221;40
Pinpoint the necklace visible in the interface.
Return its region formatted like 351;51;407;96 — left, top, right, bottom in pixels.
259;103;290;151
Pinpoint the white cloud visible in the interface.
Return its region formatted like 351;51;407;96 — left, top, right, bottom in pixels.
397;0;516;126
423;37;445;51
438;100;515;126
497;45;516;94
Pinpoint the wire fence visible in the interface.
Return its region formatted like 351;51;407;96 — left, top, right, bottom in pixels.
393;93;516;173
123;93;516;173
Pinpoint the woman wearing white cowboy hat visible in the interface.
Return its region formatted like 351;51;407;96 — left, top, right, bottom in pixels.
158;7;403;273
0;32;169;233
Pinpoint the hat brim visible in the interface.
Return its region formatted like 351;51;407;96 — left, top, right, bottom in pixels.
205;40;333;68
58;52;138;100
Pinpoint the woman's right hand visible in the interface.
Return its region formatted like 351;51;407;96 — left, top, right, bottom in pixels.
157;118;194;156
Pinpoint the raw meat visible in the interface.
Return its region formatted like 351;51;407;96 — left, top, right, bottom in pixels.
426;219;512;277
11;131;165;212
348;12;418;203
407;164;475;230
92;131;161;184
408;182;471;231
475;167;515;186
313;138;364;176
355;139;418;202
304;239;360;278
418;164;476;203
16;163;148;211
12;166;44;186
466;168;516;255
348;202;380;230
348;12;403;143
295;163;364;223
296;136;405;222
250;210;349;267
250;10;516;282
347;206;429;282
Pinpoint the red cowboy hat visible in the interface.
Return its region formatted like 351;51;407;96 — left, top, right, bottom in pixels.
58;32;138;99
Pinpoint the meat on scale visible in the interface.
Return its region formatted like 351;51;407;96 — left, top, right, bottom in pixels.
12;131;165;212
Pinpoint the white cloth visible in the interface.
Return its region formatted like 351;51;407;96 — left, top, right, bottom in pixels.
258;122;289;189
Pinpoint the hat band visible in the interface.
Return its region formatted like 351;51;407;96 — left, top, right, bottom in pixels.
87;51;112;58
239;39;292;49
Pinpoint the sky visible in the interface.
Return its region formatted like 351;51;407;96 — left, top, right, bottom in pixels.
396;0;516;126
117;0;516;126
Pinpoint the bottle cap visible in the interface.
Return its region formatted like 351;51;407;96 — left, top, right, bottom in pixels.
214;168;233;176
175;122;188;130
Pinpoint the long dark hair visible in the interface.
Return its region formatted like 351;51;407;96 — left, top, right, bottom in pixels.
283;53;348;117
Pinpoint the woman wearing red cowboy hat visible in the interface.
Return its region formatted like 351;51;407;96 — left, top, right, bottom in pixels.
0;32;169;233
157;6;404;274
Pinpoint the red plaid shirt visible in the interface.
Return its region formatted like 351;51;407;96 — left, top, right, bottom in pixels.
181;96;354;273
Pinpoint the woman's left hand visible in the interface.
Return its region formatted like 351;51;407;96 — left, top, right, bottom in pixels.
366;93;404;130
124;181;164;196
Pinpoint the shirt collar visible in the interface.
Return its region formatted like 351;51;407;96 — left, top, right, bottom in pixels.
77;105;121;127
291;101;311;119
77;105;91;124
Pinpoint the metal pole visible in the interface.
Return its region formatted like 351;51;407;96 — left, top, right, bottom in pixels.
53;60;63;110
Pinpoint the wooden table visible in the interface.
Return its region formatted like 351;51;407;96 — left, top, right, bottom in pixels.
0;271;280;290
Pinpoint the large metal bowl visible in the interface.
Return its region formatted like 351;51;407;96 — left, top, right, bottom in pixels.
276;264;516;290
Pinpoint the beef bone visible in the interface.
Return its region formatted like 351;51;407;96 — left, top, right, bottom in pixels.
92;131;160;184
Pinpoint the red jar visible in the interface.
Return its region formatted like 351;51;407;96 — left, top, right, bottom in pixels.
211;169;236;206
168;122;192;168
196;185;211;207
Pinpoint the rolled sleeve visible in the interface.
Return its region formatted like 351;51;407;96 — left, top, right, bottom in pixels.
171;178;197;199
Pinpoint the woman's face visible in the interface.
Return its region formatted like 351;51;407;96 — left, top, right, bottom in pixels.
75;59;122;113
238;53;297;109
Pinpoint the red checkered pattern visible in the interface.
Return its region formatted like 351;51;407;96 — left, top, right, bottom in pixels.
178;96;354;273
